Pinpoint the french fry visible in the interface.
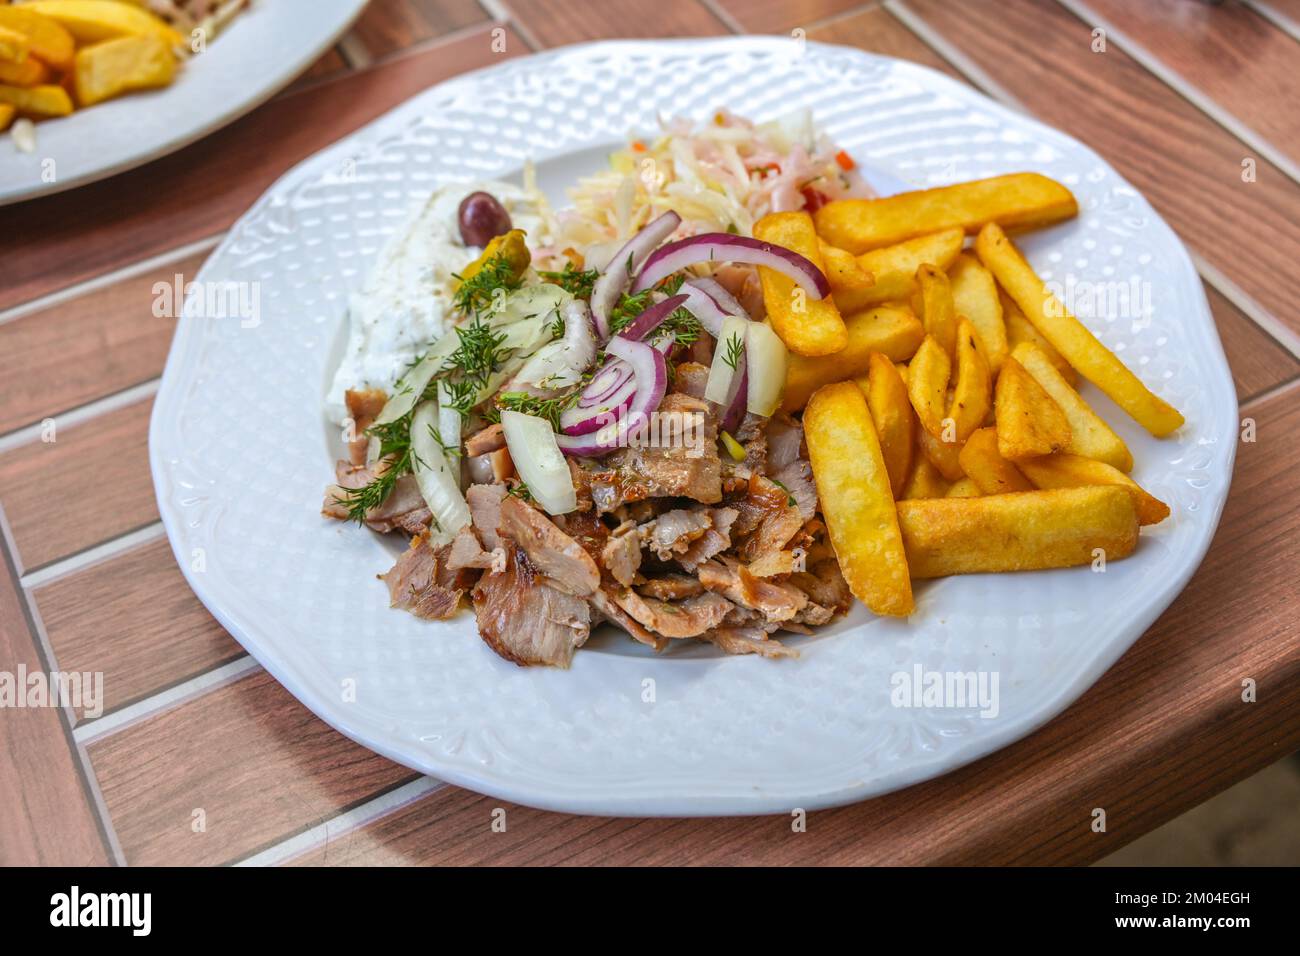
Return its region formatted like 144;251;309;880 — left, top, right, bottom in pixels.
949;318;991;442
0;102;13;132
957;427;1034;495
1012;341;1133;472
897;486;1139;578
755;211;848;356
918;426;966;481
1016;454;1169;525
0;25;28;64
832;228;965;314
74;35;175;107
860;352;914;495
905;335;951;438
1001;288;1076;386
946;477;981;498
813;173;1079;254
805;382;913;616
0;7;76;72
976;223;1184;437
948;253;1008;373
995;357;1071;459
0;83;72;118
901;454;950;499
818;239;875;292
0;56;50;87
782;306;923;411
20;1;184;47
917;263;958;360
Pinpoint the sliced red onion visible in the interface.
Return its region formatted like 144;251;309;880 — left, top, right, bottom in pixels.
562;371;637;435
557;337;666;457
615;292;688;343
687;276;748;319
720;362;748;435
590;210;681;338
678;283;732;338
631;233;830;299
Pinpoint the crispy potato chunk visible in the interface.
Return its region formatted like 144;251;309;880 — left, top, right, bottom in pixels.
859;352;914;495
74;35;175;107
949;318;991;442
958;427;1033;495
1016;454;1169;526
1012;342;1133;472
0;56;50;87
0;25;29;64
0;7;75;71
995;357;1071;459
1001;288;1076;386
755;211;848;356
897;486;1139;578
20;1;183;47
948;253;1008;373
782;305;923;412
918;425;965;481
916;263;958;360
905;335;951;438
813;173;1078;254
946;478;981;498
0;102;14;131
900;454;951;500
0;82;72;117
832;228;964;314
818;238;875;292
805;382;913;616
976;223;1183;437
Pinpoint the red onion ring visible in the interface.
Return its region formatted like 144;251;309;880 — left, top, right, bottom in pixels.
687;276;748;319
631;233;830;299
557;337;667;456
590;211;681;338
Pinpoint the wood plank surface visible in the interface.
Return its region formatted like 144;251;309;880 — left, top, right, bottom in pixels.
349;0;489;58
33;538;244;723
505;0;728;46
86;669;419;866
0;399;156;574
900;0;1300;339
716;0;873;32
291;380;1300;865
0;25;526;313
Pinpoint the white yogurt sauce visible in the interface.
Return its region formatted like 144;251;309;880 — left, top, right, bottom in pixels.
325;180;548;423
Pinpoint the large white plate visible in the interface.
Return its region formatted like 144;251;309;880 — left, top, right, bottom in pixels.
150;38;1236;816
0;0;367;206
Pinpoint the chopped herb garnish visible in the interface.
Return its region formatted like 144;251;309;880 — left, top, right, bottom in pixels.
487;390;579;431
538;262;598;298
452;247;523;317
722;330;745;370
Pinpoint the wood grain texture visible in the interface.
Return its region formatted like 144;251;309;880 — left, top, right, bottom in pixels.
290;382;1300;865
285;46;350;93
0;25;526;314
0;538;109;865
715;0;875;32
808;3;960;75
87;669;419;865
1075;0;1300;167
0;252;206;436
34;538;244;723
901;0;1300;338
349;0;488;59
504;0;727;47
0;399;155;573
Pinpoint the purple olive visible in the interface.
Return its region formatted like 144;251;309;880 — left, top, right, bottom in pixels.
457;191;512;248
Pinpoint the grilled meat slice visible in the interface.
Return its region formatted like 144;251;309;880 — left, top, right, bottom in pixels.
791;558;853;615
472;546;591;668
589;585;665;651
731;473;803;563
641;508;713;561
498;495;600;596
589;393;721;509
599;521;641;587
702;627;799;659
344;388;387;465
678;506;739;570
697;557;808;623
446;525;505;573
381;531;464;620
636;574;704;601
610;589;734;639
323;460;431;535
466;482;507;550
672;361;711;400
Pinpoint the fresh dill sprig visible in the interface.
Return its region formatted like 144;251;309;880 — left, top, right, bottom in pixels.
487;390;579;431
608;287;655;335
333;413;429;523
537;262;598;298
452;248;523;317
506;481;533;501
428;424;461;459
722;329;745;370
443;317;510;392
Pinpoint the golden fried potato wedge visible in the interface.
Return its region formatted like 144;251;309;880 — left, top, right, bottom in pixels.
897;486;1139;578
832;228;964;314
813;173;1079;254
1001;288;1077;386
860;352;914;495
995;357;1071;459
901;454;951;500
957;427;1034;495
0;55;50;87
74;35;175;107
0;7;75;71
905;334;951;438
782;305;923;412
0;102;14;132
805;382;913;616
976;223;1183;437
1016;453;1169;525
918;426;966;482
1012;341;1133;472
949;317;991;442
946;477;981;498
916;263;958;360
0;82;72;117
948;253;1008;373
20;1;183;47
818;238;875;292
755;211;848;356
0;25;29;64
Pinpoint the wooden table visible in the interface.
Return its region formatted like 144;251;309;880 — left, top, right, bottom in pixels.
2;0;1297;867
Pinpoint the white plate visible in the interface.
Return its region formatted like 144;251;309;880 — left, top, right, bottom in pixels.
0;0;367;206
150;38;1236;816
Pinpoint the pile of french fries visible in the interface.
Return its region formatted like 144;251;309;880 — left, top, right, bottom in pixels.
755;172;1182;617
0;1;192;139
